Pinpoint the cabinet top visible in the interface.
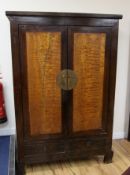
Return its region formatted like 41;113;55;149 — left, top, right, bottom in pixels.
6;11;122;19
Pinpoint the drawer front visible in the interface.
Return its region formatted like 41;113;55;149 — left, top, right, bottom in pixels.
24;138;106;156
24;138;107;164
24;141;66;155
67;139;106;152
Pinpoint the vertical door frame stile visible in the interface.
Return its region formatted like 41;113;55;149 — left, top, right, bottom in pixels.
10;21;25;174
106;21;119;145
18;25;30;140
61;26;69;137
67;26;73;135
101;27;112;134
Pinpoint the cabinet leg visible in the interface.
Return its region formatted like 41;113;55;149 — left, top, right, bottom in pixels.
15;161;25;175
104;150;113;163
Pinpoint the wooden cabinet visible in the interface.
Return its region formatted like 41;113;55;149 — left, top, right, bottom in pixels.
6;11;122;175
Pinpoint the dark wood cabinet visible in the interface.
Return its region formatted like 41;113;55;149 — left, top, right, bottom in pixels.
6;11;122;175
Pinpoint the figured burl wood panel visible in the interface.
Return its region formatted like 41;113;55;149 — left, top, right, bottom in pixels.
73;33;106;132
26;32;61;136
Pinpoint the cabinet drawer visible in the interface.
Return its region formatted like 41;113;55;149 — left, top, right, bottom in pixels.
67;139;106;152
24;141;65;155
24;138;106;156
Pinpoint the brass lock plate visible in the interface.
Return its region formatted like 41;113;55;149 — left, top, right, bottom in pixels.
56;69;78;90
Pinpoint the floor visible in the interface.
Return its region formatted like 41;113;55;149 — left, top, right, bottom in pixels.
26;139;130;175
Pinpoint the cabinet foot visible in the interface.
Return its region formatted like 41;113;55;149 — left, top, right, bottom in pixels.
15;161;25;175
104;150;113;163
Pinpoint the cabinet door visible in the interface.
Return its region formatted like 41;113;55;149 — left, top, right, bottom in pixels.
68;26;111;136
19;25;67;139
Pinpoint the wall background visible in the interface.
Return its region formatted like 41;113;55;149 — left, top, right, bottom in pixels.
0;0;130;139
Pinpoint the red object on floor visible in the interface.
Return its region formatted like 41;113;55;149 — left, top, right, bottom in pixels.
122;167;130;175
0;80;7;123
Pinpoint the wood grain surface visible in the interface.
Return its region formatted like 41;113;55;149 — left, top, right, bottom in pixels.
26;32;61;136
73;33;106;132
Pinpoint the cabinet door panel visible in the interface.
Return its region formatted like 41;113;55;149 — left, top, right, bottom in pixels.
19;26;67;138
26;31;61;136
68;27;111;134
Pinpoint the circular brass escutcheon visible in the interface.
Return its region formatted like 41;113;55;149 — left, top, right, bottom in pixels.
56;69;78;90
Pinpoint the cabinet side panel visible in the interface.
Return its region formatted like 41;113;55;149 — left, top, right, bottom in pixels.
26;32;61;136
73;33;106;132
